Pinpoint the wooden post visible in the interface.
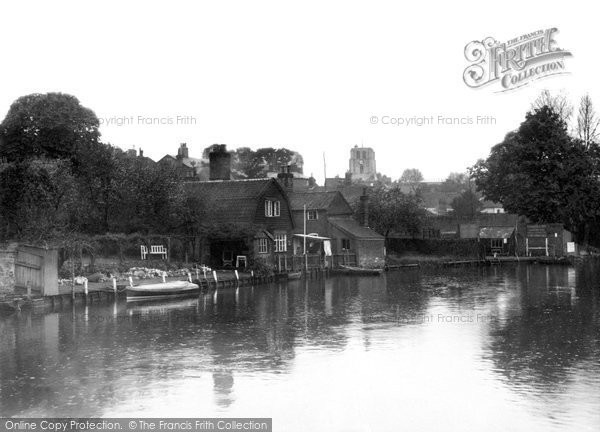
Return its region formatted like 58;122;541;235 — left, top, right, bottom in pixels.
545;238;548;257
167;237;171;263
84;279;88;296
112;277;117;293
526;238;529;256
162;273;166;283
188;272;192;282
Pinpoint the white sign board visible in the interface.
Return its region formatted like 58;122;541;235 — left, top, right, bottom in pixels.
567;242;575;253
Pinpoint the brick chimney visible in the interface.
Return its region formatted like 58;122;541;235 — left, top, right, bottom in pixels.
277;165;294;192
209;144;231;180
177;143;189;159
344;171;352;185
359;187;369;227
138;148;144;157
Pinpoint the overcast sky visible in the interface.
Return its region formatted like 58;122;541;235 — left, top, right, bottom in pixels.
1;0;594;182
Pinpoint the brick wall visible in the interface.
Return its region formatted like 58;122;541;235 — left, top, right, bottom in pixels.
0;243;17;295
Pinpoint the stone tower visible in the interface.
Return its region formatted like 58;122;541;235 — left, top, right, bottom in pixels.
349;145;376;181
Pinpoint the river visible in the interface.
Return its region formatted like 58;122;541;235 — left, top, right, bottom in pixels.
1;263;599;431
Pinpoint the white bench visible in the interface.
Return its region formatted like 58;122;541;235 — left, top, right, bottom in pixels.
140;245;168;260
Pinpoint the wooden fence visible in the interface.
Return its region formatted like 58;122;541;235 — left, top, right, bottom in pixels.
275;253;357;271
14;245;58;296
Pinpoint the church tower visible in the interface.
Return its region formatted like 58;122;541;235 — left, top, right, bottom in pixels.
349;145;376;181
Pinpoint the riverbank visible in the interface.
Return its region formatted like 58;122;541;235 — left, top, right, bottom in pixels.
385;252;580;269
0;269;290;315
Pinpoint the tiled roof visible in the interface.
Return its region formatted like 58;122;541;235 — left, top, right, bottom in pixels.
329;217;384;240
479;227;514;239
185;179;283;225
289;191;344;211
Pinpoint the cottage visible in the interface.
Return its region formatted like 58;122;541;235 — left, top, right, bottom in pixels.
185;178;294;268
288;190;385;268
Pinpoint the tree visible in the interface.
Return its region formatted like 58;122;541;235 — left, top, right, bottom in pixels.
440;172;471;193
0;159;79;241
576;94;600;149
470;105;600;243
0;93;100;162
531;90;573;125
398;168;424;194
365;185;427;245
451;189;482;218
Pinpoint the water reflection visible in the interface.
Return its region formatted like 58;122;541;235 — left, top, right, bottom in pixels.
0;263;599;430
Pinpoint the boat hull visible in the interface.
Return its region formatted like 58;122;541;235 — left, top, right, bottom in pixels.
335;265;384;276
126;281;200;299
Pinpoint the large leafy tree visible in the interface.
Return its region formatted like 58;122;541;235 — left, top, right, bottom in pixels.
451;189;482;218
365;185;426;244
0;93;100;162
398;168;423;194
471;105;600;243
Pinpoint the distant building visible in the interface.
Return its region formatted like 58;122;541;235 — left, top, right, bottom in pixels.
349;145;376;181
158;143;207;179
480;200;505;214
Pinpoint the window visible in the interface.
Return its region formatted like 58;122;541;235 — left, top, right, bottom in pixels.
257;238;268;254
265;199;281;217
307;209;318;220
491;239;503;249
274;234;287;252
341;238;351;250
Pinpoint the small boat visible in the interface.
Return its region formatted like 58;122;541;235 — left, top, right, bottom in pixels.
336;265;384;276
126;280;200;300
287;271;302;280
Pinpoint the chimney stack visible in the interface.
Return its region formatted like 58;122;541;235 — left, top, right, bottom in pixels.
344;171;352;186
209;144;231;180
359;187;369;227
177;143;189;159
139;148;144;157
277;164;294;192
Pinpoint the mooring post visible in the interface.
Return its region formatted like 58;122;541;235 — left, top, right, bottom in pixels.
84;279;88;296
188;272;192;283
162;272;166;283
113;277;117;293
235;270;239;285
213;270;218;289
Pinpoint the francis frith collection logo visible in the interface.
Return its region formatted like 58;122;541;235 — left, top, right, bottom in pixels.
463;28;572;92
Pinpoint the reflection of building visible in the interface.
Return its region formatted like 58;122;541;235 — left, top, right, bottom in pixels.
349;145;376;181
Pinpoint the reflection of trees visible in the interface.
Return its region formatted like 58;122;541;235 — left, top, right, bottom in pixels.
486;265;600;392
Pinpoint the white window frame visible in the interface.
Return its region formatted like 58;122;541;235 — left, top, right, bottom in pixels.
274;234;287;252
265;200;272;217
265;199;281;217
307;209;318;220
257;238;268;254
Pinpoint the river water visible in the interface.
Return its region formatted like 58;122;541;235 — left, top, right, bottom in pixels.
1;263;599;431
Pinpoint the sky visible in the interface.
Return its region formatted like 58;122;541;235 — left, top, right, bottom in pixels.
0;0;596;183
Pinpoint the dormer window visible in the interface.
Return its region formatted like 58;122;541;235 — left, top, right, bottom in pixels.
265;199;281;217
307;209;318;220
